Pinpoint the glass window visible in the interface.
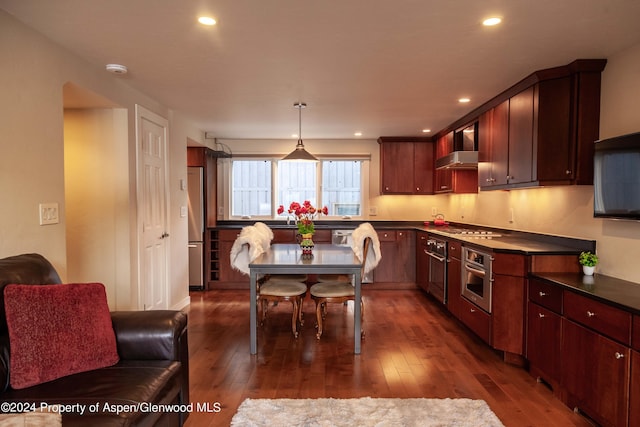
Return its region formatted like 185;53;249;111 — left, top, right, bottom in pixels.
322;160;361;216
229;158;364;218
277;161;317;211
231;160;272;216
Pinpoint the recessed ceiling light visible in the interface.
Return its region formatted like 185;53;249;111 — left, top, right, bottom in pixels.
354;132;363;137
198;16;216;26
291;134;299;138
483;17;502;26
458;98;471;103
422;129;431;133
105;64;128;74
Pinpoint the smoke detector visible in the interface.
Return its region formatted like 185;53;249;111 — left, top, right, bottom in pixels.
105;64;128;74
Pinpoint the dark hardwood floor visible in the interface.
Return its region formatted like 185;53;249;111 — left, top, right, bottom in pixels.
184;289;594;427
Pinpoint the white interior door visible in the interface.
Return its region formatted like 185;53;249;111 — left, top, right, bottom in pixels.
136;105;169;310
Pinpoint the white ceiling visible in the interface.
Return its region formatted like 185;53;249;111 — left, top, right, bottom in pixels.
2;0;640;140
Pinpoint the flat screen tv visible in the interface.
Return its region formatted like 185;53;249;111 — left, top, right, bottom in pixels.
594;131;640;220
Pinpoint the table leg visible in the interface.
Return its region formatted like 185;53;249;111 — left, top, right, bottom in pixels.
354;270;362;354
250;270;258;354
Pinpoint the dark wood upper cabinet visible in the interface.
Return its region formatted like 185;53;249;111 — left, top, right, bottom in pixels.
187;146;217;228
378;138;434;195
459;59;606;191
478;100;509;188
507;86;535;185
413;142;434;195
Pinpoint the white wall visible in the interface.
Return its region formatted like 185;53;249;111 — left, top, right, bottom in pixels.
0;10;195;310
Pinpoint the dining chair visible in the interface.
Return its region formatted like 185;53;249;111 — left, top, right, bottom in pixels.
310;223;381;339
230;225;306;338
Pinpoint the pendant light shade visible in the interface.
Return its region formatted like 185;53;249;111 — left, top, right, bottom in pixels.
282;102;318;162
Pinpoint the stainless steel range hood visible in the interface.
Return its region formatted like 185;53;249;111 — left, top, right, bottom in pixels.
435;151;478;170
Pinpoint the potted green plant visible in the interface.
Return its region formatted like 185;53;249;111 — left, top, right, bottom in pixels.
579;251;598;276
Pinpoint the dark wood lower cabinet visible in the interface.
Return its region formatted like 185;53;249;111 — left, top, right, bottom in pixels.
374;230;416;287
526;301;561;390
416;232;429;292
446;248;462;319
217;229;248;286
458;297;491;345
561;319;630;427
630;351;640;427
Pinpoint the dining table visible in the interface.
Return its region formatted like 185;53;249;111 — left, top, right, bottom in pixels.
249;243;363;355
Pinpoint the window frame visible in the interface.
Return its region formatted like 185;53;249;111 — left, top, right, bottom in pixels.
224;156;369;220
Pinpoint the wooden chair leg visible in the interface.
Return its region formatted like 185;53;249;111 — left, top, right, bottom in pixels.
291;297;299;338
298;295;305;325
315;299;324;339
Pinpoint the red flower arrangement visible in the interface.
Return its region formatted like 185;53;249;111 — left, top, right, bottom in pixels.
278;201;328;235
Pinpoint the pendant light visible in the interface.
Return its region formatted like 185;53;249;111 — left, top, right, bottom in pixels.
282;102;318;162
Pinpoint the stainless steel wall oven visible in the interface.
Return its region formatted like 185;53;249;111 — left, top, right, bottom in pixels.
461;246;493;313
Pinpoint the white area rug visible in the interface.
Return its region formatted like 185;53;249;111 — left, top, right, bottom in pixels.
231;397;505;426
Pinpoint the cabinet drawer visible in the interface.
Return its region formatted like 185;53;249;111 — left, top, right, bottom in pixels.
459;297;492;345
564;291;632;345
448;240;462;260
529;279;562;314
377;230;396;242
633;315;640;352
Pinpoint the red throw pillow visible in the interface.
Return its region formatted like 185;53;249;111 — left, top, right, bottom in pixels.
3;283;119;389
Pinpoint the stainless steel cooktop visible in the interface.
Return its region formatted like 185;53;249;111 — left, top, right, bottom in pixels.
434;228;502;238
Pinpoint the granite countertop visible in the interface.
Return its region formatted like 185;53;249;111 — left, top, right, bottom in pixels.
215;220;595;256
531;272;640;315
422;227;592;255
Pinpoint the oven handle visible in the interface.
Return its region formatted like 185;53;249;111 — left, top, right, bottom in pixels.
427;252;446;263
464;263;486;278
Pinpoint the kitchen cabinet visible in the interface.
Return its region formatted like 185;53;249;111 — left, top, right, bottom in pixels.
458;295;491;345
491;253;527;362
374;230;416;287
526;278;563;391
562;291;632;427
217;229;249;286
631;316;640;427
478;60;605;190
378;138;434;194
478;100;509;187
506;86;534;185
416;231;429;292
630;351;640;427
561;318;630;427
446;240;463;318
434;133;477;194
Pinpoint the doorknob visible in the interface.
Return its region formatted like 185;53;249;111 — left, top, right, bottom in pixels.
160;232;170;239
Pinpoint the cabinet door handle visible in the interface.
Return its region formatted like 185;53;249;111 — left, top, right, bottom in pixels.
470;308;476;313
566;170;572;175
539;291;547;297
615;352;625;359
538;313;545;318
587;311;596;317
416;187;420;191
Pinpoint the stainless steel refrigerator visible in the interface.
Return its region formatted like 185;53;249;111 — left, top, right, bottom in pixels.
188;167;205;290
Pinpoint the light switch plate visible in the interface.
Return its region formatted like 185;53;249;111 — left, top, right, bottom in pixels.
39;203;59;225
